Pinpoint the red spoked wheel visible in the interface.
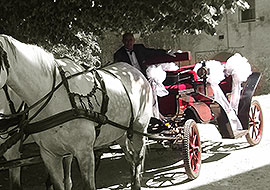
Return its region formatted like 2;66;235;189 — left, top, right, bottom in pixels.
183;119;201;180
246;100;263;146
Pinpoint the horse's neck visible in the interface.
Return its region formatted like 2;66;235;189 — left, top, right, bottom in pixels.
8;54;55;106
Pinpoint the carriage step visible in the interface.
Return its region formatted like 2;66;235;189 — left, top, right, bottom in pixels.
233;130;248;139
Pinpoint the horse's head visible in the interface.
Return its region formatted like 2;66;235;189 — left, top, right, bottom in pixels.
0;43;9;88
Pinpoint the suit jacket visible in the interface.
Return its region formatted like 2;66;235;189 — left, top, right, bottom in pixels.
114;44;167;76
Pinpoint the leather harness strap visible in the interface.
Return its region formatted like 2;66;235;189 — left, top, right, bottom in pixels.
100;69;135;139
58;66;78;110
93;71;109;137
58;65;110;137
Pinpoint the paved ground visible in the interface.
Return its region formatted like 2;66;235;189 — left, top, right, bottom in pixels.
0;95;270;189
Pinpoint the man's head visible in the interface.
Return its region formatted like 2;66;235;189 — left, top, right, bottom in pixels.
122;33;135;51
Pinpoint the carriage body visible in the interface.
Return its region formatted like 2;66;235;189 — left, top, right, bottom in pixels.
146;52;263;179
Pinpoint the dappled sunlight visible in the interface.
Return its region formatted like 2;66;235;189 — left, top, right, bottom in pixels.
70;66;80;73
106;62;146;83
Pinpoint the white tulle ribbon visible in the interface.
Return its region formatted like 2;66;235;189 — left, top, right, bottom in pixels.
146;62;179;118
194;60;243;130
160;62;179;72
146;64;168;97
225;53;252;113
146;62;179;97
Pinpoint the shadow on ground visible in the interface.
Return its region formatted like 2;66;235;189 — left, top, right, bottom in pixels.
0;140;254;189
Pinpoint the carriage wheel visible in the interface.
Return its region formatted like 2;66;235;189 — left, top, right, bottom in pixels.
183;119;201;180
246;100;263;146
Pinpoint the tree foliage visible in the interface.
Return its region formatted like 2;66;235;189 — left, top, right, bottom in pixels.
0;0;248;63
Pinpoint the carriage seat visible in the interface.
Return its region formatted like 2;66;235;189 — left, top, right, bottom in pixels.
158;68;198;116
144;51;194;92
163;68;198;91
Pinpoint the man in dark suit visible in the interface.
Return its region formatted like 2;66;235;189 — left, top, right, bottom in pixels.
114;32;168;76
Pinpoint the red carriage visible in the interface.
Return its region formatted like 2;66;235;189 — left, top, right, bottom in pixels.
146;51;263;179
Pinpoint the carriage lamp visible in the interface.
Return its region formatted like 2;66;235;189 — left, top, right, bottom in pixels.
197;62;209;79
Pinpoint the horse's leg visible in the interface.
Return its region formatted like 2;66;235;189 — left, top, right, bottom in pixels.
44;155;73;190
117;130;146;190
40;148;65;190
63;155;73;190
75;149;96;190
94;150;103;172
4;142;21;190
8;167;21;190
45;175;53;190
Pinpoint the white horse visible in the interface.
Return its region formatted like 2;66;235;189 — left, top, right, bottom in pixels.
0;34;153;190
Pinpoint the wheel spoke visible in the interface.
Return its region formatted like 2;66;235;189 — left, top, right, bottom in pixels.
191;158;195;170
190;154;196;170
252;127;257;139
194;146;200;152
250;105;261;139
190;153;199;171
189;136;200;172
250;106;255;119
247;101;263;145
193;133;197;145
183;120;201;179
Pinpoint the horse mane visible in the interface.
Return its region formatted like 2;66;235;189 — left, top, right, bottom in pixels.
0;41;10;72
0;34;55;74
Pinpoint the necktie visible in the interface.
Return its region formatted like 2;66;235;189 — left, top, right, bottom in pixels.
128;50;134;55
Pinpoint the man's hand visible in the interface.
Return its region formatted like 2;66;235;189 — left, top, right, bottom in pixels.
167;50;182;57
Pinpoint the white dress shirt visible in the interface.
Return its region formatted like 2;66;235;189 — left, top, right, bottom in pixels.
126;50;141;71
